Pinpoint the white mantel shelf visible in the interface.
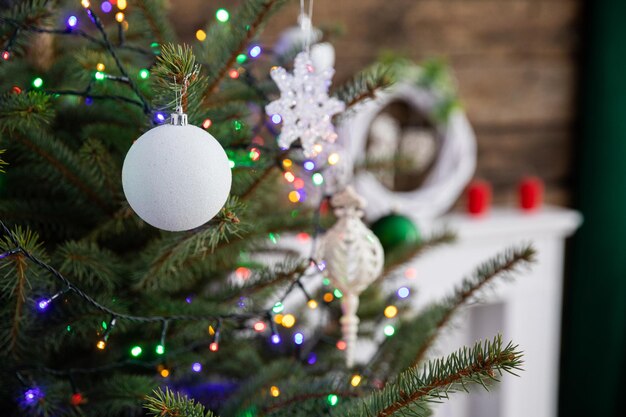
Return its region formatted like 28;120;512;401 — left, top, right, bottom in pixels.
412;206;582;417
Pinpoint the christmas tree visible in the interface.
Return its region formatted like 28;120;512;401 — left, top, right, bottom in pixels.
0;1;534;416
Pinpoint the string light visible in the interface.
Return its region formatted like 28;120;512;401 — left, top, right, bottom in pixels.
94;71;105;80
96;340;106;350
282;159;292;169
249;45;262;58
23;387;43;405
293;178;305;189
313;143;323;154
383;324;395;337
281;314;295;328
404;267;417;279
333;289;343;299
1;51;9;60
268;232;279;244
307;299;318;309
336;340;347;350
288;191;301;203
115;12;124;23
195;29;207;41
154;112;166;123
202;118;212;129
192;362;202;372
303;160;315;171
117;0;127;10
350;374;362;387
209;342;219;352
160;368;170;378
293;332;304;345
307;352;317;365
328;153;340;165
32;77;43;88
139;68;150;79
235;266;251;280
67;15;78;28
101;1;112;13
96;62;105;71
81;0;90;8
272;302;284;314
323;292;334;303
271;114;282;124
271;333;281;344
155;344;165;355
70;392;84;406
228;69;239;79
270;386;280;397
284;172;295;183
296;232;310;242
229;159;235;168
312;172;324;186
397;287;410;299
130;345;142;357
253;321;266;332
273;314;283;324
236;54;247;64
327;394;339;406
210;320;221;351
37;287;69;311
215;8;230;22
249;148;261;161
384;305;398;318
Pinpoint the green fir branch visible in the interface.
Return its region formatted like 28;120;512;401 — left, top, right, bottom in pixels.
341;335;522;417
202;0;288;97
333;63;394;109
0;91;54;132
133;0;176;45
145;387;217;417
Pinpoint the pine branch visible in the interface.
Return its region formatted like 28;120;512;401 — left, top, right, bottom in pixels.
342;335;522;417
202;0;288;97
144;388;217;417
412;245;535;366
333;63;394;109
381;229;456;278
133;0;176;46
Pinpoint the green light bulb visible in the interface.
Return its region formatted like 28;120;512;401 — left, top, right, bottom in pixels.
130;346;142;357
327;394;339;406
155;344;165;355
139;69;150;79
383;324;395;337
216;8;230;22
32;77;43;88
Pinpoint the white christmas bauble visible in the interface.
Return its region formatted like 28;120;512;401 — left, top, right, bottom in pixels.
122;123;232;232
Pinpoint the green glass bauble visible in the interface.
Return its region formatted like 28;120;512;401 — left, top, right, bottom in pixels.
370;213;420;254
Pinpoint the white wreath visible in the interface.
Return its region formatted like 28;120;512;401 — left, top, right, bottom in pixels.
338;82;476;223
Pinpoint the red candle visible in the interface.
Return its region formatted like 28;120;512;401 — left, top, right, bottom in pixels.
519;177;544;211
467;180;492;216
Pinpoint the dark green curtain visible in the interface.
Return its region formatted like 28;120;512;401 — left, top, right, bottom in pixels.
559;1;626;416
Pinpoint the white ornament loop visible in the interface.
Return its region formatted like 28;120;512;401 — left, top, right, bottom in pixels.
317;186;384;367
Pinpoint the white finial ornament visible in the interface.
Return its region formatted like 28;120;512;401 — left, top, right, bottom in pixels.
317;186;384;367
265;52;345;157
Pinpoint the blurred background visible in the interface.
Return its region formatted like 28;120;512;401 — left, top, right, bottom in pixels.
172;1;621;416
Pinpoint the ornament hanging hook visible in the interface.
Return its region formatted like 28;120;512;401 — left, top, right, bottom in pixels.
170;72;196;126
299;0;315;53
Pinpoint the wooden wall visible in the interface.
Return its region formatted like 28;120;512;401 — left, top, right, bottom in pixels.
171;0;581;206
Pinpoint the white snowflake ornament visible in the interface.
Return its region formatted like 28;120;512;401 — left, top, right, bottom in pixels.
266;51;345;157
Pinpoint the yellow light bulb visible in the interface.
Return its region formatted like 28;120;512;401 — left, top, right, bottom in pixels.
115;12;124;22
160;369;170;378
196;29;207;41
96;340;106;350
328;153;340;165
282;159;292;169
81;0;90;8
274;313;284;324
323;292;334;303
313;144;323;154
350;374;362;387
270;386;280;397
96;62;105;72
208;325;215;335
117;0;127;10
384;305;398;318
281;314;296;328
307;299;318;309
288;191;300;203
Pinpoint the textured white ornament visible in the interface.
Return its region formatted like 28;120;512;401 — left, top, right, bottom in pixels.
265;51;345;157
122;115;232;232
317;186;384;367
